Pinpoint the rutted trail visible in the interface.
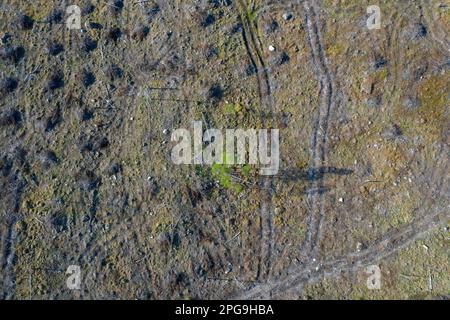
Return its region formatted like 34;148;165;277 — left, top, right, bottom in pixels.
301;1;336;259
236;0;275;282
233;0;450;299
234;189;449;299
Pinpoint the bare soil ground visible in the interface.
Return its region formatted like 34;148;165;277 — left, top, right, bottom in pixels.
0;0;449;299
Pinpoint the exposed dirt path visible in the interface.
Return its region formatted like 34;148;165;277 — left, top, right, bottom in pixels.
232;0;450;299
234;190;449;299
0;215;18;299
421;1;450;56
301;0;336;260
236;0;275;283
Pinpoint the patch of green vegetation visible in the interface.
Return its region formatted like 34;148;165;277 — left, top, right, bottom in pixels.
211;152;242;193
223;102;244;115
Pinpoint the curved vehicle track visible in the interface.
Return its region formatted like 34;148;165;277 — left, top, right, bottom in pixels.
236;0;276;283
300;0;337;260
232;0;450;299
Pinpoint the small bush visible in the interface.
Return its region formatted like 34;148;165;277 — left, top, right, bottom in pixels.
18;14;34;30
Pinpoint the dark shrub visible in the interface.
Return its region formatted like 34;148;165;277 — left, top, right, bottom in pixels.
19;14;34;30
108;0;124;14
0;108;22;126
107;27;122;43
48;42;64;56
82;2;95;16
107;64;123;81
89;22;103;30
83;37;97;53
48;73;64;90
132;25;150;41
46;9;63;24
0;45;25;64
82;71;96;88
201;13;216;28
1;77;18;94
76;170;99;191
208;84;223;100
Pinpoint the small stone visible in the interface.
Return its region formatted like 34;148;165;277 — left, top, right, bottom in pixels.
269;45;275;52
356;242;363;251
338;197;344;203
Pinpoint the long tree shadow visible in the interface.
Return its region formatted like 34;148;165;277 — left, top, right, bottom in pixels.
277;166;353;195
278;166;353;182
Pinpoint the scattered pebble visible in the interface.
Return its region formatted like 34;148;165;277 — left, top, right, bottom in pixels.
269;45;276;52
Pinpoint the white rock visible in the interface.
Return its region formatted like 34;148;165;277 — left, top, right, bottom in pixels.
269;45;275;52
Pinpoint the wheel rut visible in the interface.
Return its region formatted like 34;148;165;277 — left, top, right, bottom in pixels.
236;0;276;284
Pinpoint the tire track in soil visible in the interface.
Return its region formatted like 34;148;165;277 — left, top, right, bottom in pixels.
0;215;18;299
242;208;449;299
233;1;450;299
236;0;275;283
420;1;450;56
234;148;449;299
301;0;336;260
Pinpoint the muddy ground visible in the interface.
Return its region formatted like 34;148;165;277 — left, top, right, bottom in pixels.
0;0;449;299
